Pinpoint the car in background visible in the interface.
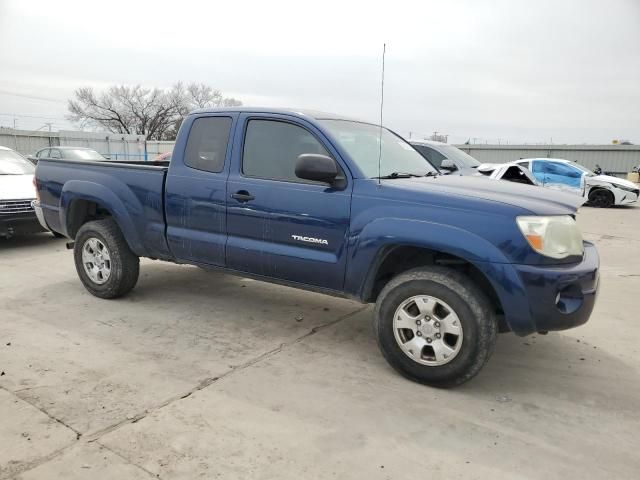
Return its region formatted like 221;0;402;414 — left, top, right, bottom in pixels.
516;158;639;208
410;140;481;175
153;151;172;162
30;146;107;164
0;146;46;238
411;140;536;185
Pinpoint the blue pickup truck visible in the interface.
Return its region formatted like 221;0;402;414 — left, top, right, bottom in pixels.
34;108;599;387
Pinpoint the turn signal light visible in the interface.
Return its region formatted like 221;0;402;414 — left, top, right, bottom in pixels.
33;176;40;202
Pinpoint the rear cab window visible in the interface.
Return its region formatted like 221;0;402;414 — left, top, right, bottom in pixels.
184;116;233;173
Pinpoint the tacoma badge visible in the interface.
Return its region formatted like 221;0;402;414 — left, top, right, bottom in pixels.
291;235;329;245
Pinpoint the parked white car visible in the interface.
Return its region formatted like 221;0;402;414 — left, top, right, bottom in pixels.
0;146;46;238
411;140;537;185
515;158;639;208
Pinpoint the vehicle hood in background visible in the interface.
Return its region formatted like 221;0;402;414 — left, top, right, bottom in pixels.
385;174;586;215
588;174;638;189
0;174;35;200
444;166;479;176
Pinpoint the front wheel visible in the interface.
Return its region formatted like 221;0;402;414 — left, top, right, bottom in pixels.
374;266;497;388
74;218;140;299
588;189;614;208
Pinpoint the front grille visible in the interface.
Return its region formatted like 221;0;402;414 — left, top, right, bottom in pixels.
0;199;35;215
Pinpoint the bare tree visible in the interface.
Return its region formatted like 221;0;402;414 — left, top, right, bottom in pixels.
68;83;242;140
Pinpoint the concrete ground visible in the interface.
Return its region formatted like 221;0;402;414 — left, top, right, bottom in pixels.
1;206;639;480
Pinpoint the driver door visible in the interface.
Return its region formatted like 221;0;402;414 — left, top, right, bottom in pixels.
225;114;352;291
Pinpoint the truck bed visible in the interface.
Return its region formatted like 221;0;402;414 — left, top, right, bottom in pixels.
36;158;171;259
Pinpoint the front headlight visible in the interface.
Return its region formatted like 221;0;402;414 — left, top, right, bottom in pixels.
617;184;638;193
516;216;584;259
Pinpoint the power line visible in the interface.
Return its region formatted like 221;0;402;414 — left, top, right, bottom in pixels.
0;89;67;104
0;112;68;120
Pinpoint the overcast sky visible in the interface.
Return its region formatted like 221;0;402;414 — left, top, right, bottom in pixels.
0;0;639;144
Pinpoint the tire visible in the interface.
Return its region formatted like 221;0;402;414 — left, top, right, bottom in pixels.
73;218;140;299
374;266;497;388
588;189;614;208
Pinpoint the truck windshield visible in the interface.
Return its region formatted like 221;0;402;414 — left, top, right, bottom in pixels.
0;150;35;175
320;120;437;178
436;144;481;168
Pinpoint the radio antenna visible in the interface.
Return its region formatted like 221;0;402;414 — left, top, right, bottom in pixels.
377;43;386;186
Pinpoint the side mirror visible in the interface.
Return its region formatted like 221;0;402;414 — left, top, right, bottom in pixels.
295;154;338;184
440;159;457;171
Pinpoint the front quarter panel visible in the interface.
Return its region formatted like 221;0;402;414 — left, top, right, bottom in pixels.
344;179;598;335
344;180;527;298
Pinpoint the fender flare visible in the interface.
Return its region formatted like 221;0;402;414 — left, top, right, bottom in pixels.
59;180;145;256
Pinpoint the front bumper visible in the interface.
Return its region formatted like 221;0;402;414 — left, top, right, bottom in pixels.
618;191;638;205
478;241;600;336
0;210;46;238
32;200;49;231
512;242;599;333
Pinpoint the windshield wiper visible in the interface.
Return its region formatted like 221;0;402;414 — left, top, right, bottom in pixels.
424;171;440;177
374;172;424;179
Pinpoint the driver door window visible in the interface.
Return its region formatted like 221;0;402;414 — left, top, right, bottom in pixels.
242;120;331;183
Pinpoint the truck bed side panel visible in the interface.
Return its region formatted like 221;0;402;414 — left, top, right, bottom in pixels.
36;160;170;259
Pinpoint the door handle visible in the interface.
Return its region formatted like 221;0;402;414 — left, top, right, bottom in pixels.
231;190;255;202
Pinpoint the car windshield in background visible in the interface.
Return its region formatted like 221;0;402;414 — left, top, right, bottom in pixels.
572;163;595;176
65;149;105;160
320;120;437;178
0;150;35;174
437;145;481;168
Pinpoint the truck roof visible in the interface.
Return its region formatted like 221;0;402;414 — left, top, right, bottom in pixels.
189;106;364;123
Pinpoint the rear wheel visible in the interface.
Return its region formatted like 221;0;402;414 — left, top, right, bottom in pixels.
374;266;497;387
74;218;139;298
588;189;614;208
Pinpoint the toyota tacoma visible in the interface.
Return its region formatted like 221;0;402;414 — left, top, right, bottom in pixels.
33;108;599;387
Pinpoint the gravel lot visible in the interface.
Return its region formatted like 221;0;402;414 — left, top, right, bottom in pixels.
1;206;639;479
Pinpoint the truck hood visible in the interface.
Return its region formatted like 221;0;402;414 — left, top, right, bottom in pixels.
386;174;585;215
0;174;36;201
